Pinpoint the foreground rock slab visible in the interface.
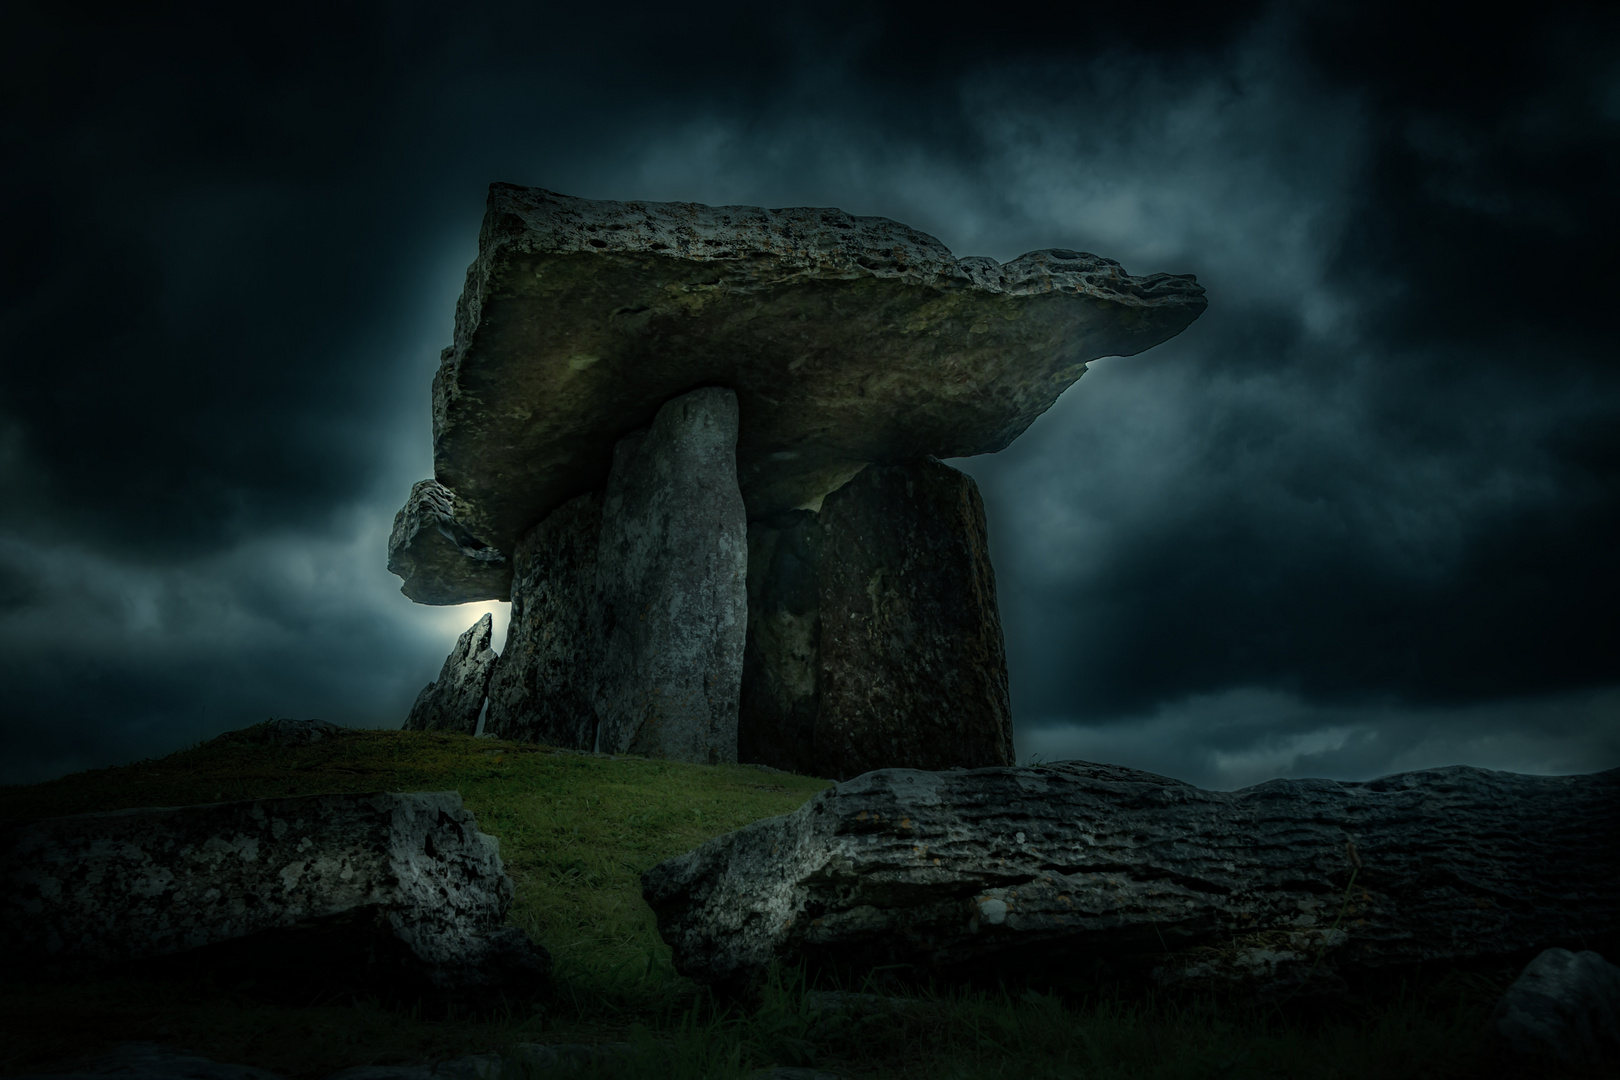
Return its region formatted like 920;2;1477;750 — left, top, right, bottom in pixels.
595;387;747;763
1;791;549;1002
404;613;499;733
392;184;1207;603
642;762;1620;996
1490;948;1620;1069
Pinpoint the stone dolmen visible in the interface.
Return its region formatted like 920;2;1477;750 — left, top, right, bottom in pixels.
389;184;1207;777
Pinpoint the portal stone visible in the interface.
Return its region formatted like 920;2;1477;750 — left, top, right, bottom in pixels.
484;491;604;750
739;459;1012;779
595;387;747;764
404;613;497;733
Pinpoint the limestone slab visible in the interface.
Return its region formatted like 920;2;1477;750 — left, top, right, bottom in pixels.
484;491;604;750
595;387;747;763
814;459;1012;778
1;791;550;1000
392;184;1207;603
642;762;1620;995
403;613;497;733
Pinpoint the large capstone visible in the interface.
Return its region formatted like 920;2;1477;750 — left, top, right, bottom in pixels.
641;763;1620;997
594;387;747;763
484;491;605;750
390;184;1206;603
1;791;550;1003
739;459;1012;779
403;612;497;733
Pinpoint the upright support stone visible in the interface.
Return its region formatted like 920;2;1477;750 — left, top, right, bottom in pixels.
595;387;747;764
739;459;1013;780
404;613;497;733
484;491;605;750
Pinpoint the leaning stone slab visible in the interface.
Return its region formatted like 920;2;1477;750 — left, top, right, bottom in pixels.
813;459;1012;778
1490;948;1620;1069
0;791;550;1002
404;612;498;733
392;184;1207;604
595;387;747;764
642;762;1620;996
484;491;605;750
741;459;1013;779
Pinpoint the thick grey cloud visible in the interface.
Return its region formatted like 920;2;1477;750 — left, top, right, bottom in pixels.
1;1;1615;786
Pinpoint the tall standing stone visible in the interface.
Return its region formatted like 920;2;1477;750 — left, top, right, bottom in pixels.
404;612;497;733
595;387;747;764
739;459;1013;780
484;491;605;750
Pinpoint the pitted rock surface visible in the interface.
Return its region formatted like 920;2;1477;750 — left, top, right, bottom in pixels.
484;491;605;750
642;762;1620;994
1;791;549;999
404;613;498;734
595;387;747;764
393;184;1206;603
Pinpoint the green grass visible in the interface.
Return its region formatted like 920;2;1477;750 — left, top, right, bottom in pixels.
0;727;1585;1079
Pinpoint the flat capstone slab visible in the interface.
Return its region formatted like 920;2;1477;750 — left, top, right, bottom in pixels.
400;183;1207;604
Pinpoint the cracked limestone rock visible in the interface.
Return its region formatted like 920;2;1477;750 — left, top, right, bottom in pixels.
1;791;550;1001
404;613;498;734
641;762;1620;996
390;184;1207;604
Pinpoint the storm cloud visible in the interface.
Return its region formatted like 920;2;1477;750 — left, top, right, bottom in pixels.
2;1;1615;786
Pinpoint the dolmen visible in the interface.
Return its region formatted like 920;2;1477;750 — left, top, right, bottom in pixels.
0;790;550;1005
640;761;1620;999
388;185;1207;776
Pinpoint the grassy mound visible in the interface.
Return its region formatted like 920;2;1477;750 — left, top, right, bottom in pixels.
0;727;1555;1079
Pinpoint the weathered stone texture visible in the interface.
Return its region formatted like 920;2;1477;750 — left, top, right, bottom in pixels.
484;491;604;750
387;478;508;605
1491;948;1620;1069
404;613;497;733
642;762;1620;995
393;184;1207;604
595;388;747;763
738;460;1012;779
1;791;550;999
814;460;1012;778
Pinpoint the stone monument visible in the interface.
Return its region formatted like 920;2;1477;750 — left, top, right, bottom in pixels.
389;184;1206;772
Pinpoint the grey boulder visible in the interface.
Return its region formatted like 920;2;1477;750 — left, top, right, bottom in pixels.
1;790;549;1003
8;1044;285;1080
594;387;747;764
404;613;498;734
1490;948;1620;1069
391;184;1206;604
642;762;1620;996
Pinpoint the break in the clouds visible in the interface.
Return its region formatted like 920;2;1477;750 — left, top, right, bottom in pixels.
1;2;1615;785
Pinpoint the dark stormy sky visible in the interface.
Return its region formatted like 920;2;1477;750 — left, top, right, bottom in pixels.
3;1;1616;788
